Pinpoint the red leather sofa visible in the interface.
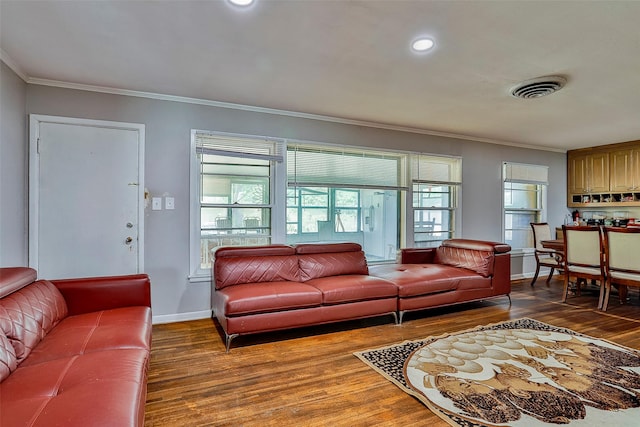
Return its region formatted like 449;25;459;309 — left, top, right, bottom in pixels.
212;240;510;351
0;267;152;427
369;239;512;323
212;243;399;352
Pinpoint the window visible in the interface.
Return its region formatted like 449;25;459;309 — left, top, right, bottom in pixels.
190;131;284;276
191;130;464;277
503;162;548;249
411;155;461;248
334;189;360;232
286;187;328;234
286;187;363;234
286;144;407;262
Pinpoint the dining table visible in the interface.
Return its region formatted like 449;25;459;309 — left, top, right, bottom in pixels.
540;239;565;269
540;239;564;252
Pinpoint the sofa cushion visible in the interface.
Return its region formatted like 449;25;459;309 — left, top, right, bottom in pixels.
435;245;494;277
20;306;151;367
456;275;493;291
370;264;485;297
0;330;17;382
298;251;369;281
218;281;323;316
52;274;151;316
214;254;300;289
0;280;68;364
0;348;148;427
306;275;398;304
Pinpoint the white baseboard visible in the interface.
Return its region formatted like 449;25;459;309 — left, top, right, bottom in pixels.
511;271;561;282
152;269;559;324
152;310;212;325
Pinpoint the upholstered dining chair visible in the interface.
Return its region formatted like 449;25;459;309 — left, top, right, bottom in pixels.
215;217;232;232
601;227;640;311
530;222;563;286
562;225;606;308
243;217;261;232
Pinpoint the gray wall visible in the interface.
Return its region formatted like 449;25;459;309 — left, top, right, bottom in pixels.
1;62;568;321
0;61;28;266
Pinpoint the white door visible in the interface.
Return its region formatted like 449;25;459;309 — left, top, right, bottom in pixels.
29;115;145;279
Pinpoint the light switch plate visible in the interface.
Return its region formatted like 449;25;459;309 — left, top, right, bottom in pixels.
152;197;162;210
165;197;175;210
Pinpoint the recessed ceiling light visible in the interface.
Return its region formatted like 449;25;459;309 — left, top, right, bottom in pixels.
411;38;435;52
229;0;254;6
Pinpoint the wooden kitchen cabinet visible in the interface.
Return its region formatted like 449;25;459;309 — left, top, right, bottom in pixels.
610;147;640;192
568;151;609;194
567;140;640;207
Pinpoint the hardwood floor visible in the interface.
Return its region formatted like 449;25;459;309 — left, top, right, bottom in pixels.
144;278;640;426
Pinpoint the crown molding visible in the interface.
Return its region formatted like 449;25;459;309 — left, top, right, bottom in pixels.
23;77;565;153
0;50;28;81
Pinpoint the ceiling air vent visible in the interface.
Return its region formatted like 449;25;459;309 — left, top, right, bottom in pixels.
510;76;567;99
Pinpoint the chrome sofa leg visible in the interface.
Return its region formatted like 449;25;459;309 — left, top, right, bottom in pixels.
397;311;405;325
225;333;239;353
391;312;399;325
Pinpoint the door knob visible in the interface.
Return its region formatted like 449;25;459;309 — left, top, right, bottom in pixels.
125;237;133;245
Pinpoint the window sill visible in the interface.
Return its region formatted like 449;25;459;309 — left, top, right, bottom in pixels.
509;247;535;256
367;259;397;266
188;274;211;284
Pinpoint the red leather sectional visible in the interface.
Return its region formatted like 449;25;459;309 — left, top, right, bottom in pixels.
0;267;152;427
212;239;511;351
212;242;399;352
370;239;512;322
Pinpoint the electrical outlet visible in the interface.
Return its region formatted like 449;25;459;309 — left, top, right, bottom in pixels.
165;197;175;210
152;197;162;210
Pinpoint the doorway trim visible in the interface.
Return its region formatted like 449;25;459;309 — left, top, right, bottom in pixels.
28;114;146;273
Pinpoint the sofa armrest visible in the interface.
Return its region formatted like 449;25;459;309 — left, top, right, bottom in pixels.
440;239;511;254
51;274;151;316
491;252;512;295
399;248;437;264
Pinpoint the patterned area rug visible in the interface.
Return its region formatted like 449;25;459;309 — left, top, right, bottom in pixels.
354;318;640;426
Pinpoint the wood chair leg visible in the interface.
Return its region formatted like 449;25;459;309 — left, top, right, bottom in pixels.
619;285;628;303
598;283;606;310
601;280;612;311
562;274;570;303
545;267;555;283
530;263;541;286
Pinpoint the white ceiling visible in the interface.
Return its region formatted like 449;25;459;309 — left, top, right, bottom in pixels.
2;0;640;152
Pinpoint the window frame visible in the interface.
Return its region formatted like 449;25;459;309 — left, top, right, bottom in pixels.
189;130;285;280
502;162;549;250
411;182;459;248
285;143;408;262
190;130;465;279
408;154;462;248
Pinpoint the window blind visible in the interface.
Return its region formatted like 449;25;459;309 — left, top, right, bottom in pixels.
411;154;462;184
287;144;407;189
503;162;548;185
194;131;284;162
